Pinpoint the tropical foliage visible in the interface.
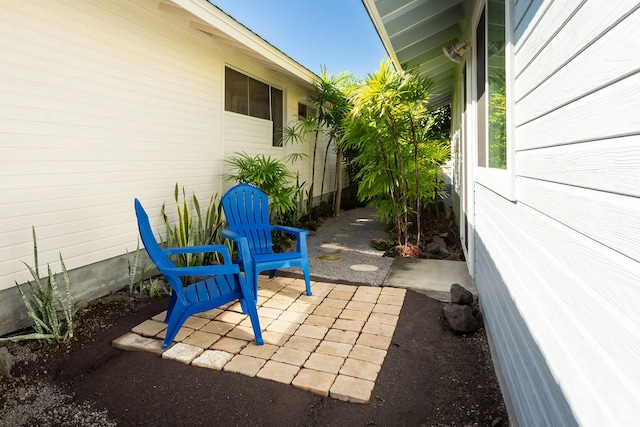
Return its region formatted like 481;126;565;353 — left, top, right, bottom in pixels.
488;70;507;169
282;68;354;215
224;153;305;225
343;60;450;251
127;241;169;297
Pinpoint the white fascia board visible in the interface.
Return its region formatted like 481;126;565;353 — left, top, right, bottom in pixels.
361;0;401;70
170;0;319;84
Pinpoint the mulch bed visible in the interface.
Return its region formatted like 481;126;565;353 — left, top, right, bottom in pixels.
1;287;508;426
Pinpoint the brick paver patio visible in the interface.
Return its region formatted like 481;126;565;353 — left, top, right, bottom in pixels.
113;276;406;404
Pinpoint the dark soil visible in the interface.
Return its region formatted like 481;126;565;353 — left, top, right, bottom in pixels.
1;286;508;426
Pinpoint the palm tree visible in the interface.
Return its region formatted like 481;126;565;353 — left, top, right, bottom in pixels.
282;67;353;216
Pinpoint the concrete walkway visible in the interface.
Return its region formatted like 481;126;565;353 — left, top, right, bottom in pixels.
307;207;475;301
306;207;394;286
384;257;475;302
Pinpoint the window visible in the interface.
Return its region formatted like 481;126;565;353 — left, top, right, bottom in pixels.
249;78;270;120
298;102;307;119
487;0;506;169
476;1;506;169
225;66;284;147
472;0;513;199
225;67;248;115
297;102;317;119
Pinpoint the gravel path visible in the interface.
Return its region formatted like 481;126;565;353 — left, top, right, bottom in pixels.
305;207;394;286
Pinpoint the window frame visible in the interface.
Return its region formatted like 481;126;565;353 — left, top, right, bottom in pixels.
472;0;516;201
224;66;285;147
297;101;316;120
298;102;308;119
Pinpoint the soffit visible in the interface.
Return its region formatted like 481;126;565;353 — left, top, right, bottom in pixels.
363;0;471;107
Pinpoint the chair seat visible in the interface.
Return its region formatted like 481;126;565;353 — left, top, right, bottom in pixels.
184;276;235;304
252;251;306;264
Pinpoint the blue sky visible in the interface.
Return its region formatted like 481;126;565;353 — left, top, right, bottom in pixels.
209;0;389;77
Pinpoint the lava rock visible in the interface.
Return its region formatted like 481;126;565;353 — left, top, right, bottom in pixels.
426;242;441;254
443;304;481;334
451;283;474;305
371;238;392;251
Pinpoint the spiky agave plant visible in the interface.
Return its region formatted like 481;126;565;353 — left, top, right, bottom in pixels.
161;183;227;267
1;227;77;344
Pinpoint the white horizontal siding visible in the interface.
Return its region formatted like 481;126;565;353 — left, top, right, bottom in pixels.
481;0;640;425
515;0;638;97
223;112;276;152
517;135;640;197
476;185;640;426
516;6;640;124
513;0;578;59
515;70;640;151
0;0;231;290
517;177;640;263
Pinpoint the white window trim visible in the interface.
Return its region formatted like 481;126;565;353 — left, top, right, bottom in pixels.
473;0;516;201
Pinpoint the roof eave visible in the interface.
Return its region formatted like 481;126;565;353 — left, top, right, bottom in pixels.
169;0;320;85
361;0;402;71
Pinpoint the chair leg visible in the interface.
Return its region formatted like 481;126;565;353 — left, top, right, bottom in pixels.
239;296;250;315
303;263;312;296
268;269;277;279
242;297;263;345
164;293;178;323
162;305;186;348
253;270;260;303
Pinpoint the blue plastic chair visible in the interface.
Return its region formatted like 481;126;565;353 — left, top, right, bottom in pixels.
221;184;312;301
134;198;263;349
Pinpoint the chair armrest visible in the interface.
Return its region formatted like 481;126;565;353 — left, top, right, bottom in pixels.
164;244;233;264
221;229;252;263
272;225;309;254
161;263;240;277
271;225;309;237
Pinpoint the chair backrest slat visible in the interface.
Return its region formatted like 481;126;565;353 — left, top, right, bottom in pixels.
222;184;274;252
134;199;174;270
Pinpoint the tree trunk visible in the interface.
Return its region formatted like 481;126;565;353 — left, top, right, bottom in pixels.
320;138;333;203
376;137;402;246
308;130;319;213
334;144;343;216
410;118;421;246
386;110;409;250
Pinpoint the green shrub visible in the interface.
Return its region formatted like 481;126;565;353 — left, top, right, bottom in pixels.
225;153;301;225
343;60;449;248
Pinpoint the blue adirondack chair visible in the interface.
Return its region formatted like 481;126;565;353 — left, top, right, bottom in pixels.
134;198;263;349
221;184;312;301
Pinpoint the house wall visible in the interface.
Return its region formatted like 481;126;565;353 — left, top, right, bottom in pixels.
0;0;330;335
221;52;336;196
463;0;640;425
